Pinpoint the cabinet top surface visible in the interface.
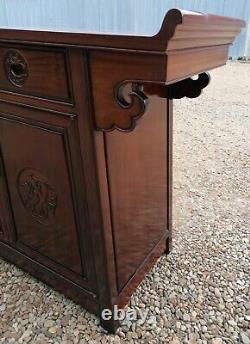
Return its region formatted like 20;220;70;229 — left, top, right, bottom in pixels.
0;9;245;53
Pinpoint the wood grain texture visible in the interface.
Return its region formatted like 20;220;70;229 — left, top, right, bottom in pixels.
103;94;168;291
166;45;229;84
0;45;71;102
0;0;248;58
0;9;244;132
145;73;210;99
0;112;89;282
0;240;98;309
0;9;244;52
166;99;173;253
117;233;168;309
0;146;15;243
0;8;244;333
89;51;166;131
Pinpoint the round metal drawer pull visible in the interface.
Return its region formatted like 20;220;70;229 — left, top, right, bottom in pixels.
10;62;25;77
4;50;28;87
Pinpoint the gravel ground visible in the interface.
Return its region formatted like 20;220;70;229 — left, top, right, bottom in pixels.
0;61;249;344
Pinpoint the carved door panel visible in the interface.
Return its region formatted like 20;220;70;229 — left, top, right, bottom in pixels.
0;113;93;288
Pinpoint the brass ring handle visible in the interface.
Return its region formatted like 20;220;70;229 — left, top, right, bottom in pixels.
10;62;26;78
4;50;28;87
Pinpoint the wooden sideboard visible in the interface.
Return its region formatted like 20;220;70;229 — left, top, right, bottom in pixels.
0;9;244;332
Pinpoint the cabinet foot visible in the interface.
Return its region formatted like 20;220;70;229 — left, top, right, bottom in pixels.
99;316;120;334
165;236;172;255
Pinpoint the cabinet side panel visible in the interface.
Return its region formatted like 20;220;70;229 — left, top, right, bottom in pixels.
104;95;168;292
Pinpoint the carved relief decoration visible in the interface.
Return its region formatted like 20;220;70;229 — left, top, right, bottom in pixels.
91;52;211;133
17;169;57;226
167;73;210;99
4;50;28;87
109;73;209;131
112;82;149;132
144;73;210;100
90;51;164;133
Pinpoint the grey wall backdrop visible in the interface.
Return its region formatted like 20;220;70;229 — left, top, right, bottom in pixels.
0;0;250;58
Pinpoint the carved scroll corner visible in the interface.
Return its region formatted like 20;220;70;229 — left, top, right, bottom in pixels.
167;72;211;99
96;82;149;133
144;72;211;100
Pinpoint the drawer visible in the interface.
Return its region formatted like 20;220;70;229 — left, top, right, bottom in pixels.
0;45;71;102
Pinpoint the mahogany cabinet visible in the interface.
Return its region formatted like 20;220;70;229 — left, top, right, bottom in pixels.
0;9;244;332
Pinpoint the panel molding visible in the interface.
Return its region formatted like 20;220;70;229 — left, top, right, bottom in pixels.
0;111;93;290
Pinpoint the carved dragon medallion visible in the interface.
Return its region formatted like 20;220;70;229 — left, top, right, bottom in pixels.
17;169;57;226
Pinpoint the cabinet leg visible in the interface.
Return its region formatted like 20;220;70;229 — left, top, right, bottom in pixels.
166;98;173;256
99;314;120;334
165;235;172;255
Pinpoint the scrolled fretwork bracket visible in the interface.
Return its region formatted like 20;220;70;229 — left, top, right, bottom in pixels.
90;50;211;133
93;80;149;132
90;51;166;133
144;72;211;100
108;81;149;132
93;71;210;133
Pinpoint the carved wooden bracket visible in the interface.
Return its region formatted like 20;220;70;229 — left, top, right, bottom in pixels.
90;50;211;133
144;73;210;100
93;81;149;132
90;51;165;133
112;82;149;132
94;73;210;132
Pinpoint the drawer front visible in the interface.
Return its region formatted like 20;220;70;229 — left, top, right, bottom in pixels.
0;46;71;102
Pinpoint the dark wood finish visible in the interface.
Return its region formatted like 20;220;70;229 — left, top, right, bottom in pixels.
0;9;244;52
0;146;15;243
0;240;98;310
145;72;210;99
0;9;244;132
102;94;168;291
90;51;165;131
117;233;168;309
0;89;75;114
166;99;173;254
0;9;244;333
0;45;71;102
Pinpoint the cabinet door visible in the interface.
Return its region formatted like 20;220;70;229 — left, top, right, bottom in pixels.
0;113;93;288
